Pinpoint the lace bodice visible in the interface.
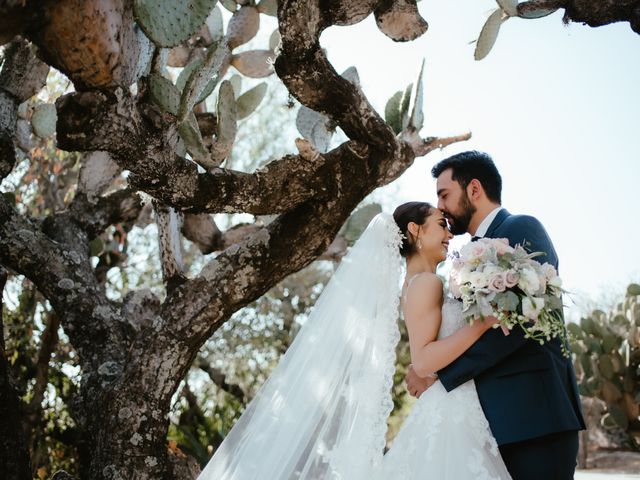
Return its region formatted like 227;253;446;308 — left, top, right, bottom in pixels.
438;298;466;339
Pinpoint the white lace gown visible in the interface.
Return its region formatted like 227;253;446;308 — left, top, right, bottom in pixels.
375;298;512;480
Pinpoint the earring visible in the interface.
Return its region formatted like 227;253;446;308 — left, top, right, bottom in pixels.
417;238;423;250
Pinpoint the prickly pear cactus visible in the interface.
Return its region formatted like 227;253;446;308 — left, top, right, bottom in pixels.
133;0;217;48
147;73;180;115
296;105;333;153
178;40;230;121
230;50;275;78
227;6;261;50
31;103;57;139
236;82;267;120
475;8;505;61
384;90;403;134
211;80;237;165
257;0;277;17
569;284;640;450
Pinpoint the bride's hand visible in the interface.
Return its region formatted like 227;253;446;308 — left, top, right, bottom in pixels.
405;364;437;398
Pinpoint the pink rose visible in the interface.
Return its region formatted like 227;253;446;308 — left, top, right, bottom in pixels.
488;274;506;293
493;238;512;255
503;270;519;288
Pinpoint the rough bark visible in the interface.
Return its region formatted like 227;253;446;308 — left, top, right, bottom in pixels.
0;2;469;478
0;267;32;480
518;0;640;33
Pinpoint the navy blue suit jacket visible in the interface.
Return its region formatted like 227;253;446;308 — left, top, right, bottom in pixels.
438;209;586;445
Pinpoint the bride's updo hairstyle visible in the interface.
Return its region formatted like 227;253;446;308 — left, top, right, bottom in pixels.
393;202;434;258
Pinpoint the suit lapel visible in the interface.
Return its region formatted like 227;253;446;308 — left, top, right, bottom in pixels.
484;208;510;238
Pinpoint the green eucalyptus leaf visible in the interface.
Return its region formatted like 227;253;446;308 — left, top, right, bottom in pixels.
495;291;519;312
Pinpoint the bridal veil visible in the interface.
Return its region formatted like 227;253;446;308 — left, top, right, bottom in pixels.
198;213;404;479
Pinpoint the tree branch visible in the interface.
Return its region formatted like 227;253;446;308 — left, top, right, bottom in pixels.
0;195;121;360
275;0;398;154
197;363;247;403
0;265;32;480
28;311;60;418
518;0;640;33
55;90;345;214
63;189;143;239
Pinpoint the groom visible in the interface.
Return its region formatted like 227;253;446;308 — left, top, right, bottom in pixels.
406;151;586;479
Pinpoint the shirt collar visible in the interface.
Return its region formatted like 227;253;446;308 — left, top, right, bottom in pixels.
474;206;503;238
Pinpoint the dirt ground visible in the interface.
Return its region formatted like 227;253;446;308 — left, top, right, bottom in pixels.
582;449;640;474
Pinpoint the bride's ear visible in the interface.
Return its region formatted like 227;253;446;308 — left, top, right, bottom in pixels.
407;222;419;241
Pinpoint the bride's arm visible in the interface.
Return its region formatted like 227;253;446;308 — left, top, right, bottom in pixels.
403;273;497;378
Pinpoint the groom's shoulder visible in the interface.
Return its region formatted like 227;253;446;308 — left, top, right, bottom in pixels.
501;212;546;232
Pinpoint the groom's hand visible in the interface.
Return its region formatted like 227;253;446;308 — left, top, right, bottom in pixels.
405;364;437;398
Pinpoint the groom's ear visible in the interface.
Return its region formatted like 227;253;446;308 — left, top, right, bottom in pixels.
467;179;484;201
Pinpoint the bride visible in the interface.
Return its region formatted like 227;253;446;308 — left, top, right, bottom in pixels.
198;201;511;479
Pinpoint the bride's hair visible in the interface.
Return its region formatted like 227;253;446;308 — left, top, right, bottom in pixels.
393;201;434;257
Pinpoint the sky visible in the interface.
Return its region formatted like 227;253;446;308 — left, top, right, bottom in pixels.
315;1;640;318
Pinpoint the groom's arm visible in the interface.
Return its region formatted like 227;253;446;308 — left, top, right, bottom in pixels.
438;215;559;391
437;326;528;391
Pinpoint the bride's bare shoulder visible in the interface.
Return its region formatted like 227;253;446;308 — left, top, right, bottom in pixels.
403;273;444;307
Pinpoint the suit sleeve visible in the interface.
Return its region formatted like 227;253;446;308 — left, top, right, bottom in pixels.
438;215;559;391
438;326;528;391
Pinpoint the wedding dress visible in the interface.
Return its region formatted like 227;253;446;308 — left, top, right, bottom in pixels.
375;297;511;479
198;214;511;480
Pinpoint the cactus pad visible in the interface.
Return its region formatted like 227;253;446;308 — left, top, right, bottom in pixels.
227;6;261;50
230;50;275;78
148;73;180;115
211;80;237;165
236;82;267;120
31;103;57;139
258;0;277;17
179;40;230;122
133;0;217;48
475;8;505;61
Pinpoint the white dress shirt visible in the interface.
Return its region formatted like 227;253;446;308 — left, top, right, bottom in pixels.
474;206;503;238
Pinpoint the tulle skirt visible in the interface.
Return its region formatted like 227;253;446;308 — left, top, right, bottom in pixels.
375;380;511;480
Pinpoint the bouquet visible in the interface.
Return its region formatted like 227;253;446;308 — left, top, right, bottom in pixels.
449;238;567;354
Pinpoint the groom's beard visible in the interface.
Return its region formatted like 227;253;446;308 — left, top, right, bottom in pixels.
447;193;476;236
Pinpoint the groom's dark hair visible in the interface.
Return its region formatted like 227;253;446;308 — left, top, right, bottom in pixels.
431;151;502;204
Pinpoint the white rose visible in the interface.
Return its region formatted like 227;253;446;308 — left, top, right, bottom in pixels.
483;265;503;278
548;275;562;289
518;266;541;295
540;263;558;281
456;265;473;284
469;270;490;289
522;296;545;320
